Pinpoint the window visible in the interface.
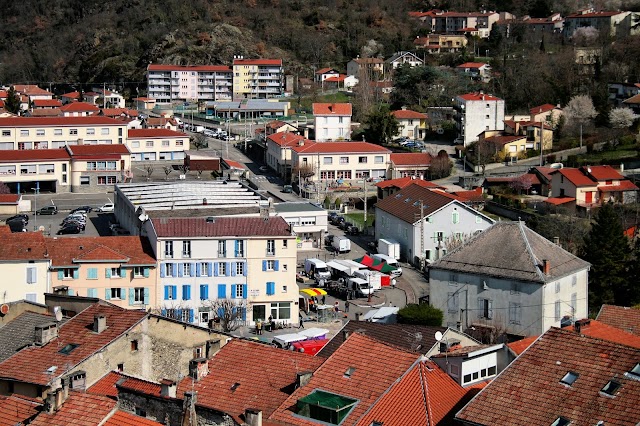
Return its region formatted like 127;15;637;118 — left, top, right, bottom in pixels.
447;292;459;313
183;263;191;277
97;176;116;185
132;141;140;148
219;262;227;276
20;130;29;137
358;156;367;163
555;281;560;293
235;284;244;298
1;130;10;137
323;156;333;165
452;210;460;224
110;288;123;299
63;268;75;279
266;260;275;271
165;241;174;258
555;300;561;321
162;140;170;147
87;128;95;135
478;298;493;319
236;262;245;276
339;156;349;164
201;262;210;276
267;239;275;256
133;267;144;278
164;285;177;300
551;417;570;426
110;267;121;278
70;129;78;135
134;287;145;304
601;380;621;396
509;302;522;324
628;362;640;379
59;343;79;355
101;128;110;135
218;240;226;257
164;263;173;277
36;129;45;136
183;240;191;257
374;155;384;164
54;129;63;136
176;140;184;146
26;267;37;284
131;340;139;351
560;371;579;386
235;240;244;257
271;302;291;320
572;276;577;287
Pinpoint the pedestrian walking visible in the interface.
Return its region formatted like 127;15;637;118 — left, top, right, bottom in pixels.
321;295;326;305
345;300;350;312
299;312;305;329
256;319;263;335
392;278;397;289
334;301;340;314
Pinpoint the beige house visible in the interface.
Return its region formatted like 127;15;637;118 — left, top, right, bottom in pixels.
126;128;188;161
414;34;468;53
66;144;132;192
232;58;284;100
478;131;528;161
392;108;428;139
529;104;563;126
346;57;385;77
265;132;306;180
0;230;51;304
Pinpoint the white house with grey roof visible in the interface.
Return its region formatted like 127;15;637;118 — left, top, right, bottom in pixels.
429;221;590;338
374;183;494;267
274;202;328;250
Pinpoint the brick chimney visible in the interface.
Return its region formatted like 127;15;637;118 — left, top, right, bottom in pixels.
188;358;209;381
574;319;591;333
93;315;107;333
542;259;550;275
160;379;177;398
205;339;221;359
245;408;263;426
296;371;313;388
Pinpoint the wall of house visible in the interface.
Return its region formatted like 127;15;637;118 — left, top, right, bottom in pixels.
396;118;426;139
0;124;126;150
0;159;70;192
314;115;351;141
69;156;131;193
0;260;50;304
294;151;390;182
540;269;588;332
278;210;328;251
423;329;481;358
127;136;187;161
458;99;505;146
550;174;597;202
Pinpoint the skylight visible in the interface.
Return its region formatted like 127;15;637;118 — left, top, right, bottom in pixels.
560;371;579;386
601;380;621;396
395;193;402;199
628;362;640;379
551;417;570;426
58;343;79;355
404;198;411;203
344;367;356;378
230;382;240;391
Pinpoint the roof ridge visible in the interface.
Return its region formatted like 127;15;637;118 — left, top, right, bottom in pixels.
517;221;547;282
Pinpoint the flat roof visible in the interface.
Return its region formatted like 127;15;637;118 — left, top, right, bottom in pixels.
274;202;325;213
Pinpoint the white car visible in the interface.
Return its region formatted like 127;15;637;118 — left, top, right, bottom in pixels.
98;203;114;213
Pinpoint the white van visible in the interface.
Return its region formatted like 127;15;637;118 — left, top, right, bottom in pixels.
304;258;331;281
348;277;373;297
372;253;402;277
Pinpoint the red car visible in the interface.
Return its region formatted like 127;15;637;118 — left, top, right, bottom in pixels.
291;339;329;355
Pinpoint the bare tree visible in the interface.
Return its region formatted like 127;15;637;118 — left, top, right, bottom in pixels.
509;174;534;195
144;165;154;181
178;164;190;176
0;182;10;194
191;133;208;150
202;299;249;332
163;166;173;180
443;232;473;252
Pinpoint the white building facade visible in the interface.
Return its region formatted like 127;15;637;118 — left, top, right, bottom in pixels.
455;93;505;146
147;64;233;104
312;103;352;141
127;128;189;161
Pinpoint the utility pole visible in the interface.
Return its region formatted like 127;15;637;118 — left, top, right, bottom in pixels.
103;82;106;109
363;178;368;225
420;200;425;268
539;120;544;167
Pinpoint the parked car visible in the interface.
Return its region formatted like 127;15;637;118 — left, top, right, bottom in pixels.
7;218;27;232
97;203;114;213
324;234;335;245
71;206;93;214
346;225;360;235
328;211;339;220
330;215;345;226
259;166;269;173
6;214;28;224
57;224;82;235
339;221;353;230
282;185;293;193
36;206;58;215
63;220;86;231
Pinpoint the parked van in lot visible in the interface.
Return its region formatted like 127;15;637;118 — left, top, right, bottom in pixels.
304;258;331;281
331;236;351;253
372;253;403;277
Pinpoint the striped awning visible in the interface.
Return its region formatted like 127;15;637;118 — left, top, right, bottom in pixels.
300;288;327;296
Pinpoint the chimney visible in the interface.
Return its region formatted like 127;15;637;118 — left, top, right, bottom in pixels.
182;391;197;425
574;319;590;333
160;379;177;398
77;138;84;145
93;315;107;333
296;371;313;388
45;390;58;414
542;259;550;275
245;409;263;426
35;323;58;345
205;339;221;359
342;330;350;341
203;198;208;205
188;358;209;381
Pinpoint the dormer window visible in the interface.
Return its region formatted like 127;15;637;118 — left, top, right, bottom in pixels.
296;390;358;425
560;371;579;386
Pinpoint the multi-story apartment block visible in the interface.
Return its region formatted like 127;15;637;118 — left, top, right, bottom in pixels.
313;103;352;141
413;10;502;38
127;128;189;161
454;92;505;146
147;64;233;104
147;216;298;327
564;9;636;38
414;34;469;53
232;58;284;100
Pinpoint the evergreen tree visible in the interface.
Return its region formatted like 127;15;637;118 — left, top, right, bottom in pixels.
581;203;630;310
363;104;399;144
4;86;21;114
624;237;640;306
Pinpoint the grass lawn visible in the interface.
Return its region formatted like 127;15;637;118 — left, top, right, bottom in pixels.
344;212;375;228
297;92;351;113
578;149;637;163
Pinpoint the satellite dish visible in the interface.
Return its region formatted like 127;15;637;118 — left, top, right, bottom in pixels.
0;304;9;316
435;331;443;342
54;306;63;322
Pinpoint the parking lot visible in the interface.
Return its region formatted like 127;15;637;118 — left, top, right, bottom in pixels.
2;209;118;238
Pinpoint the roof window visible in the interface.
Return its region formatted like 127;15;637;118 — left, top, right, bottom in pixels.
395;193;402;199
230;382;240;391
344;367;356;378
297;390;358;425
404;198;411;203
58;343;79;355
627;362;640;380
560;371;579;386
600;380;621;396
551;417;570;426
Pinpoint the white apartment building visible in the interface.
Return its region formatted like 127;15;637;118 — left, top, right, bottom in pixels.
147;64;233;104
291;141;391;183
147;216;299;327
312;103;352;142
265;132;306;180
232;58;284;99
454;92;505;147
127;128;189;161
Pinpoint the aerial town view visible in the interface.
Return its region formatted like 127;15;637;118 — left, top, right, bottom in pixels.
0;0;639;424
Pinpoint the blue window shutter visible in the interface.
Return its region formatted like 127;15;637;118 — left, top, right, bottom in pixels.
243;263;247;277
274;260;279;271
182;285;189;300
178;263;183;277
172;263;178;277
177;309;183;321
68;288;74;296
214;262;219;277
161;309;167;317
204;285;209;299
242;284;248;299
207;262;213;277
231;262;236;277
73;269;79;279
92;268;98;279
196;263;201;277
262;260;267;271
143;267;150;278
129;288;134;306
266;282;272;295
87;268;92;279
105;288;111;300
235;240;239;256
231;284;237;299
160;265;165;278
164;286;169;300
189;309;194;323
172;286;177;300
190;263;195;276
144;287;150;305
242;307;246;321
120;268;127;278
217;307;224;318
226;262;231;277
106;268;111;278
57;270;63;280
218;284;226;299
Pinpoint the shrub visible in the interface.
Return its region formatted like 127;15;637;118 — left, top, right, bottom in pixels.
397;304;443;326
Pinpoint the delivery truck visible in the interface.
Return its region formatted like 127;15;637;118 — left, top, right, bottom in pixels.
372;253;403;277
348;277;373;297
353;269;390;291
332;236;351;253
378;238;401;260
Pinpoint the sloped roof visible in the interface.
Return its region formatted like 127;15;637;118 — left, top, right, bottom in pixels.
60;102;100;113
66;144;130;157
458;93;502;102
13;85;53;96
0;194;19;204
270;333;420;425
0;304;146;385
0;116;123;127
29;108;62;117
315;67;339;74
103;411;163;426
623;93;640;105
390;152;433;166
450;187;484;203
596;305;640;336
507;335;539;355
148;64;232;72
266;132;307;147
32;99;63;107
598;180;639;192
232;58;282;66
46;236;156;267
317;321;447;358
87;371;163;399
431;221;590;283
457;62;488;69
392;109;428;119
0;394;42;425
529;103;558;115
375;183;460;224
544;196;575;206
312;103;352;115
484;135;526;146
376;177;445;190
581;165;625;181
551;168;595;187
177;339;324;423
386;51;423;63
291;141;390;154
0;148;70;163
0;232;49;261
456;327;640;425
562;320;640;349
152;216;291;238
0;311;66;362
30;391;115;426
128;129;187;139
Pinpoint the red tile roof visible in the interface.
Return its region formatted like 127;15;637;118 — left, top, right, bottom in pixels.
101;108;139;117
544;196;576;206
390;152;433;166
623;93;640;105
552;168;596;187
457;327;640;425
103;411;163;426
325;74;346;82
0;304;146;386
562;320;640;349
291;141;390;154
598;180;639;192
0;394;41;425
567;10;624;17
148;64;232;72
0;194;20;204
392;109;428;119
232;59;282;66
46;236;156;267
30;392;115;426
376;183;460;224
581;165;625;181
66;144;130;157
222;159;245;169
376;177;445;190
451;187;484;202
529;103;557;115
0;117;124;127
177;339;324;422
457;62;488;69
596;304;640;336
13;85;53;96
60;102;100;113
152;216;292;238
0;232;48;261
484;135;526;146
315;67;338;74
29;108;63;117
128;129;187;139
0;148;70;163
32;99;63;107
312;103;352;115
507;335;539;355
351;57;384;64
458;93;502;101
269;333;420;425
87;371;163;400
266;132;307;147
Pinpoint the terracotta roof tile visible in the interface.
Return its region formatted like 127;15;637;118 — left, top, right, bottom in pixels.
596;305;640;336
0;394;42;425
66;144;130;157
375;177;444;190
177;339;324;422
0;194;20;204
103;411;163;426
507;335;539;355
315;67;338;74
60;102;100;113
0;304;146;386
0;232;48;261
152;216;292;238
266;132;307;147
552;168;596;187
544;196;576;206
32;99;63;107
117;376;163;397
392;109;428;119
0;117;124;127
0;148;70;163
375;183;459;224
312;103;352;116
30;391;115;426
128;129;187;139
46;236;156;267
457;62;488;69
390;152;433;166
29;108;63;117
232;59;282;66
101;108;139;117
291;141;390;154
529;103;557;115
456;327;640;425
13;85;53;96
598;180;639;192
450;187;484;202
562;320;640;348
86;371;124;398
458;93;502;102
325;75;346;82
581;165;625;181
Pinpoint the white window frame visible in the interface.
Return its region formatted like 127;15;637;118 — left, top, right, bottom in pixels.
110;287;123;299
235;285;244;298
165;241;174;258
134;287;145;304
266;260;275;271
133;266;144;278
236;262;244;276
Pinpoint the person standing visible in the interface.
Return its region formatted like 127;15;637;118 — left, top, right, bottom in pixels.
345;300;350;312
299;312;305;329
321;295;326;305
392;278;397;289
256;319;263;335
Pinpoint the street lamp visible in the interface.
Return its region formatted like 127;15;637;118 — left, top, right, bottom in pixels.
32;188;39;231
